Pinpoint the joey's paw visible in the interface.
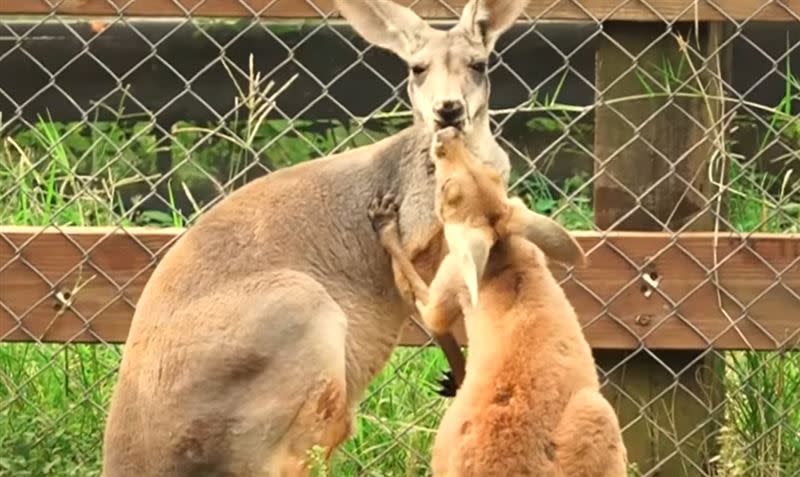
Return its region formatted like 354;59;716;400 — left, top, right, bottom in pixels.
367;193;399;233
436;370;458;398
435;126;461;143
433;127;462;158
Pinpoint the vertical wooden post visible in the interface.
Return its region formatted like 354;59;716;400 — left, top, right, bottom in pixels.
593;22;730;476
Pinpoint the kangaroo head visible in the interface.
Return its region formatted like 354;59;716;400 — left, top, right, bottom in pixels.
431;127;586;305
337;0;530;181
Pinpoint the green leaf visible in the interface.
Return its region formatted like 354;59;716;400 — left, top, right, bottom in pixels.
137;210;174;226
534;197;556;213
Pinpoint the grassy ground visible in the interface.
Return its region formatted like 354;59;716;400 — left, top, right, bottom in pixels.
0;341;455;477
1;62;798;476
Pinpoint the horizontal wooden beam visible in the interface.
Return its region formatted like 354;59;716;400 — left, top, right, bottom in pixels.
1;226;799;350
1;0;798;22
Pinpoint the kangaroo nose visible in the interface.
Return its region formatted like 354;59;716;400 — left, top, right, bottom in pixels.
434;100;465;127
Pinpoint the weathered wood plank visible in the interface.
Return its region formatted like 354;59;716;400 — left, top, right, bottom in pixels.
1;0;798;22
1;226;798;349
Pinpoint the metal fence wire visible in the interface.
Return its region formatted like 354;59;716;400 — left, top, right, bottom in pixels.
0;1;799;476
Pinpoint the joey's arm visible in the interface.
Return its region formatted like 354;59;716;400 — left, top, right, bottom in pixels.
368;195;430;304
418;254;468;336
368;194;466;396
377;223;430;304
434;333;465;398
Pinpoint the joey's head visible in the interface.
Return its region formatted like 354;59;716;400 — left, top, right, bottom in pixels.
432;127;507;226
336;0;529;138
432;127;510;306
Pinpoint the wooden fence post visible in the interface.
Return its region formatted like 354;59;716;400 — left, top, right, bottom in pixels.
593;21;730;476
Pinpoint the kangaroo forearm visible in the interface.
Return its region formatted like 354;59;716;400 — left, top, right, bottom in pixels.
377;221;465;393
435;331;466;391
419;286;464;336
379;225;430;304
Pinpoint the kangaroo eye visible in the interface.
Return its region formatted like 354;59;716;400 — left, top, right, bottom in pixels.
469;61;487;74
410;64;428;76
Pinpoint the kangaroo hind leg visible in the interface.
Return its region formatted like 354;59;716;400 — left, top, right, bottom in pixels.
551;388;627;477
230;271;350;477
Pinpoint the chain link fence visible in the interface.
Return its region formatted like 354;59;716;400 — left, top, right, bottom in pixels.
1;1;799;476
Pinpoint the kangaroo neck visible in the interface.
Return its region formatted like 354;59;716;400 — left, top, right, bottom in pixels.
465;117;499;159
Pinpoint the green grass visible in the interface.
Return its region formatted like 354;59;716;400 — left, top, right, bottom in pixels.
334;348;452;476
718;162;800;477
720;351;800;477
0;343;452;477
0;344;120;476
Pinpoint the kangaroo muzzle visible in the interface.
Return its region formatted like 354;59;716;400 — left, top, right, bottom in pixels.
433;99;466;130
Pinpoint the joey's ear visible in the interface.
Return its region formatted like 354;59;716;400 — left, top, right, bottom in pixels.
444;224;494;307
505;197;587;268
458;0;530;51
536;221;587;268
335;0;433;62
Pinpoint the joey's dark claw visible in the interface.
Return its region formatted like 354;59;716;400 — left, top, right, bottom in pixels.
380;193;397;212
367;198;382;231
436;370;458;398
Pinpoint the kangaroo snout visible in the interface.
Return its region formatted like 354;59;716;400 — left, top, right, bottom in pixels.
433;99;466;129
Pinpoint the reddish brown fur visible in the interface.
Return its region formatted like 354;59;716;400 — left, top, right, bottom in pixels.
428;132;627;476
432;237;627;476
372;130;627;476
369;129;588;393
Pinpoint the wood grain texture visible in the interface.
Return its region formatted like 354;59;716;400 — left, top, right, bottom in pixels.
1;0;798;22
1;227;798;349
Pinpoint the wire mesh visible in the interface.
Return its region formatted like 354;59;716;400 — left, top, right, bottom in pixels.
1;1;799;476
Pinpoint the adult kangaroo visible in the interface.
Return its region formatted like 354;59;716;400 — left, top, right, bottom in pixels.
102;1;545;476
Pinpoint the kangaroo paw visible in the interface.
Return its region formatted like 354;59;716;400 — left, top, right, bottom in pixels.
367;192;398;233
436;370;458;398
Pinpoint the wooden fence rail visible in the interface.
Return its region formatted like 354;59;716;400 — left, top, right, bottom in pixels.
1;0;798;22
1;227;798;350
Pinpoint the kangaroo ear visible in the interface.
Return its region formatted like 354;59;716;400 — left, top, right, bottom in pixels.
444;224;494;307
504;197;587;268
334;0;433;62
459;0;530;50
539;223;587;269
